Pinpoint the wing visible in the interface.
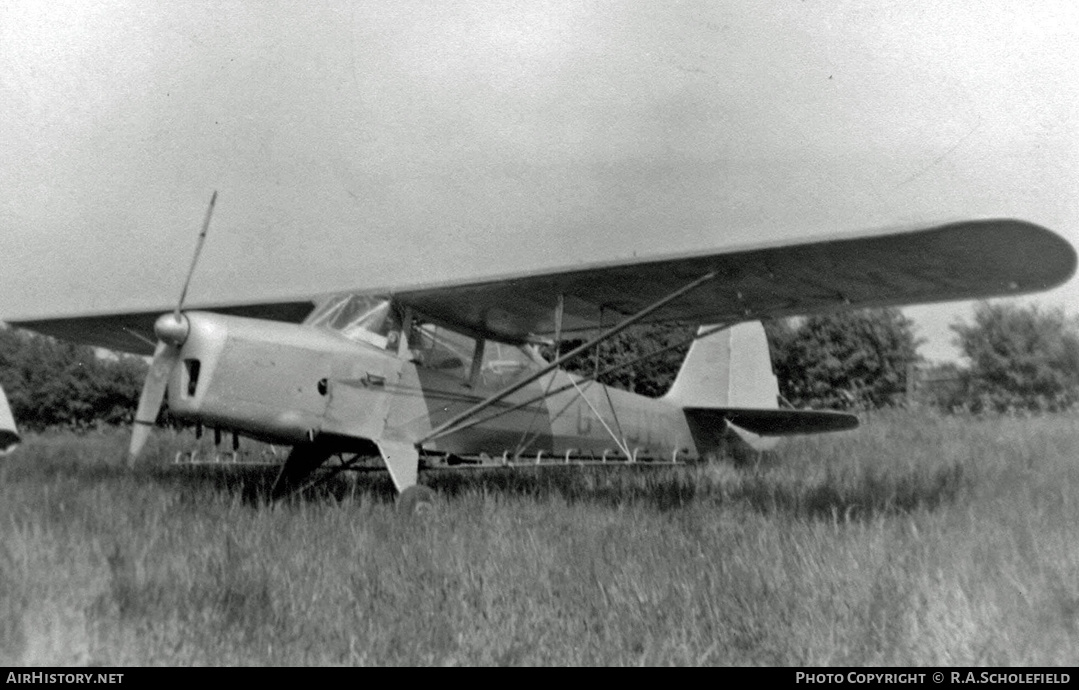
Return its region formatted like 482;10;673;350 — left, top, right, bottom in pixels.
9;301;316;356
392;218;1076;343
6;218;1074;352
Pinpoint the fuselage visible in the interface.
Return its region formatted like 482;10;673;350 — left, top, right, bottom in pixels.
166;309;700;461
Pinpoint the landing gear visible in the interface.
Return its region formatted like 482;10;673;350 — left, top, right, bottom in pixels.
270;439;337;500
270;436;434;513
396;484;436;516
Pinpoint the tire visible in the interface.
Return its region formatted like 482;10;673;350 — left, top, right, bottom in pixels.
396;484;436;517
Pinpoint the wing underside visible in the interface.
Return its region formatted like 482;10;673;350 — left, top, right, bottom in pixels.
391;219;1075;343
6;218;1074;352
10;301;316;356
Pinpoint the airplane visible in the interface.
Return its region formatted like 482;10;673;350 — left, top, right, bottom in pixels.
2;195;1075;511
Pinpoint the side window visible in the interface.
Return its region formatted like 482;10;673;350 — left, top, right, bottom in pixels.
409;323;472;380
402;321;541;386
481;342;539;385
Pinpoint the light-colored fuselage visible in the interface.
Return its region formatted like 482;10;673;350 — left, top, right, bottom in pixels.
167;311;699;461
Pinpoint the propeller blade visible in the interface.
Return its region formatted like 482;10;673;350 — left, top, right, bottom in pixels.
129;191;216;465
128;341;181;466
175;190;217;320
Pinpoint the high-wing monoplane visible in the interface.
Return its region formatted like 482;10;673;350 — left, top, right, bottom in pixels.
4;196;1076;508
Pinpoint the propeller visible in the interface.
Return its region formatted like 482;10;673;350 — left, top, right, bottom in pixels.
127;191;217;465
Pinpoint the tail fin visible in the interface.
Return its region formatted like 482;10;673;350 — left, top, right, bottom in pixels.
665;323;857;457
664;322;779;410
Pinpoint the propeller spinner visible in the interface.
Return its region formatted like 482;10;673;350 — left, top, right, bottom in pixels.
127;191;217;465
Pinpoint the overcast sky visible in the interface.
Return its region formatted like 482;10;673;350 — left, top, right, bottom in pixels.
1;1;1076;361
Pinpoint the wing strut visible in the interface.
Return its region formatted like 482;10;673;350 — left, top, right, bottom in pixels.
497;322;732;455
417;271;718;445
513;294;568;456
568;376;631;458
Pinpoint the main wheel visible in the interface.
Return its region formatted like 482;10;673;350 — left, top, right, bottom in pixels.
396;484;436;517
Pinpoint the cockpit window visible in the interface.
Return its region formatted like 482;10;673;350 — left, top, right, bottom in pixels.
308;294;542;384
306;295;399;349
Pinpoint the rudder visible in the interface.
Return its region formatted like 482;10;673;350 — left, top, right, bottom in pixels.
664;322;857;459
664;322;779;410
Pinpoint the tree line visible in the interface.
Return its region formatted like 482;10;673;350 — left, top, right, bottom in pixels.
0;328;147;431
1;300;1076;430
553;301;1079;414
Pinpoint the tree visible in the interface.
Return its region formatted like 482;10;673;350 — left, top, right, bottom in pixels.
548;308;921;410
544;322;696;398
950;302;1079;413
767;308;921;410
0;325;147;430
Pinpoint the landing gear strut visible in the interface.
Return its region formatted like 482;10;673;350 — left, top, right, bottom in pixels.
270;436;429;511
270;439;337;500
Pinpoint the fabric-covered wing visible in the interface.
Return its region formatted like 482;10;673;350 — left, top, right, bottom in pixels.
6;219;1073;354
10;301;316;356
393;219;1075;344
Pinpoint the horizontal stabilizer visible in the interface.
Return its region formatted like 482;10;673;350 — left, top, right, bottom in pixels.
684;407;859;436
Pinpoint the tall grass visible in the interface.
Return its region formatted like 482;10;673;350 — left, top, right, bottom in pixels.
1;411;1077;665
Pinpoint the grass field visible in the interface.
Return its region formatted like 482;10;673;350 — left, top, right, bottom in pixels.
1;410;1077;666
